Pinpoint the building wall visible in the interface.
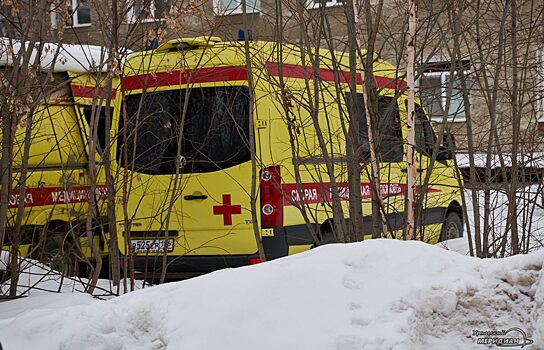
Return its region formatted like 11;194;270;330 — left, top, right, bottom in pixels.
4;0;542;154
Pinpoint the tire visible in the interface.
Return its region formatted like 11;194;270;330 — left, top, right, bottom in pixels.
312;225;337;247
320;230;337;245
440;212;463;242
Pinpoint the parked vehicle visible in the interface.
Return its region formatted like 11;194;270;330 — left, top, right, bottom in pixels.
1;38;463;277
115;37;464;277
0;41;112;271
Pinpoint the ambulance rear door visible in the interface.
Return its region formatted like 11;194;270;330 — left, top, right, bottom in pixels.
172;83;259;258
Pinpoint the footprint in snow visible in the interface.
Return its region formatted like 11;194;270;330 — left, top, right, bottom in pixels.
343;276;361;290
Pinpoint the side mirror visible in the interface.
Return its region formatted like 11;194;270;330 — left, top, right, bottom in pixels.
444;132;456;149
178;155;187;169
437;132;455;161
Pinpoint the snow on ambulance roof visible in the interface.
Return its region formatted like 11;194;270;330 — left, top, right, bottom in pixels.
0;38;130;73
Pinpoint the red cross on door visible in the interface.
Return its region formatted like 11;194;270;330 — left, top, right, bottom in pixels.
213;194;242;226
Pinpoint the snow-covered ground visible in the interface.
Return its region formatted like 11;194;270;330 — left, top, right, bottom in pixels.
439;187;544;256
1;186;544;349
0;252;145;298
0;240;543;350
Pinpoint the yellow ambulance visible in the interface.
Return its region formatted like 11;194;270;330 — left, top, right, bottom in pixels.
1;41;111;272
115;37;464;277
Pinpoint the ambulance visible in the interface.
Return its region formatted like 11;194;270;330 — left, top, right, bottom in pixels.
0;40;111;272
115;37;464;277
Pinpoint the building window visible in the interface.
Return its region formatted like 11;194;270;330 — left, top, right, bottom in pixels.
214;0;260;16
68;0;91;27
127;0;170;23
419;59;471;122
51;0;91;28
0;15;7;36
308;0;346;8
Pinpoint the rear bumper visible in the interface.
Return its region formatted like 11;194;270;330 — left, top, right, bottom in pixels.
130;231;297;276
127;207;455;277
132;253;260;275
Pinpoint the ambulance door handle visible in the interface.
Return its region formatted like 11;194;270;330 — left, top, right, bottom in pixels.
184;194;208;200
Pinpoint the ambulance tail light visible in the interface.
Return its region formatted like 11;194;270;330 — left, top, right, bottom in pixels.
249;258;262;265
260;166;283;228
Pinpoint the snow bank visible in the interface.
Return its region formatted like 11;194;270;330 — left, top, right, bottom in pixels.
1;240;542;350
0;251;144;298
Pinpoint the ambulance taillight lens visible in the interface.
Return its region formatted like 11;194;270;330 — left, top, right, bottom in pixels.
249;258;262;265
262;204;274;215
260;166;283;228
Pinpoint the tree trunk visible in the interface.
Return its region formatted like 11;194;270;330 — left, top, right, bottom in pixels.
404;0;417;240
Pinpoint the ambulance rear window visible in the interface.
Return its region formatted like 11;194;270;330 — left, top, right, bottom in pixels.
119;86;251;174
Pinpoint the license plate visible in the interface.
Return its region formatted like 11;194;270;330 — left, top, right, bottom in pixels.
131;239;174;253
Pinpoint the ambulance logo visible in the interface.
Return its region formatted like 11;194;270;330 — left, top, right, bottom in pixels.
213;194;242;225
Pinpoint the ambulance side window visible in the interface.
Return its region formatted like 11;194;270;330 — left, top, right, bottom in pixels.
345;92;371;160
376;96;403;162
82;106;113;155
413;102;436;156
346;93;403;162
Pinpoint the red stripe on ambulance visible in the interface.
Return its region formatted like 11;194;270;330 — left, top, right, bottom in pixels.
121;64;405;91
281;182;440;206
123;66;249;91
71;85;117;99
8;185;108;209
265;63;407;90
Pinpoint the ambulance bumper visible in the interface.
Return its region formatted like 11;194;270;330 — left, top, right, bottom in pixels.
130;232;296;276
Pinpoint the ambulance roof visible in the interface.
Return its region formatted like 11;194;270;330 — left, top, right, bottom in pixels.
0;38;129;73
124;39;402;89
127;39;399;76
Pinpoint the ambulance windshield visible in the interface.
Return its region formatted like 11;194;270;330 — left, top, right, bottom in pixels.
119;86;251;174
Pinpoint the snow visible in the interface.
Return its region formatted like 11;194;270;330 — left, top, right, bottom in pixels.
456;153;544;169
0;252;146;298
0;37;130;73
438;186;544;256
2;186;544;349
1;240;543;350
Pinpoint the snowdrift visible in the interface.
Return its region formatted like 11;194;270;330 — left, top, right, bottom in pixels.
0;239;543;350
0;251;145;297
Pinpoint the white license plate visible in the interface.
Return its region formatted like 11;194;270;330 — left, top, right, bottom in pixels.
131;239;174;253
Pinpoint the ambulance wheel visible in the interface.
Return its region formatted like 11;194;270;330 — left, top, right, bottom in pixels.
35;222;80;275
316;225;337;246
440;212;463;242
